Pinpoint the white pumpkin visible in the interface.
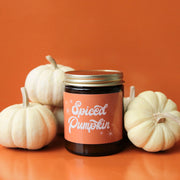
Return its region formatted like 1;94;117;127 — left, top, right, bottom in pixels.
0;87;57;150
123;86;135;112
45;105;64;134
25;55;74;107
125;91;180;152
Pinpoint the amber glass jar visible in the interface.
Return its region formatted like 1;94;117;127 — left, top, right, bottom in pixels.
63;70;124;156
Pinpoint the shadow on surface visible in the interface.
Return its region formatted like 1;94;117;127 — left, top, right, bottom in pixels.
41;134;64;152
4;134;64;152
122;138;180;155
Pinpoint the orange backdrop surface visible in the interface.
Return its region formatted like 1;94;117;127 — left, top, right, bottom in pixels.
0;0;180;110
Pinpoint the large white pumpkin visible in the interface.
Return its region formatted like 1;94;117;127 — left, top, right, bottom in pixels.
25;55;74;107
125;91;180;152
0;87;57;150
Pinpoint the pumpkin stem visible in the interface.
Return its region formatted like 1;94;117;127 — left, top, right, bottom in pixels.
21;87;29;107
154;112;180;125
153;112;166;123
46;55;58;69
130;86;135;100
157;117;166;123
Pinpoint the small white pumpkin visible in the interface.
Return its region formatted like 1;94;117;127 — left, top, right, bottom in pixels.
123;86;135;112
125;91;180;152
45;105;64;134
0;87;57;150
25;55;74;107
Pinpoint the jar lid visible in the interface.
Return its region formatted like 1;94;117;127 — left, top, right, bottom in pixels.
64;70;124;87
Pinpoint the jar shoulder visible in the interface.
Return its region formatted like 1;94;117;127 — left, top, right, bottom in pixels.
65;85;124;94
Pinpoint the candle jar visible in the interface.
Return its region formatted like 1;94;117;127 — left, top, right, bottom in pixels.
63;70;124;156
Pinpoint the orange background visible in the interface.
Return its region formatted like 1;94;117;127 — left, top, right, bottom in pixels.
0;1;180;180
0;0;180;110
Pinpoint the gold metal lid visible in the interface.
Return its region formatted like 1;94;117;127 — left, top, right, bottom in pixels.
64;70;124;87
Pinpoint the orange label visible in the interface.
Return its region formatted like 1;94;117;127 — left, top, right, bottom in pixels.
64;92;123;144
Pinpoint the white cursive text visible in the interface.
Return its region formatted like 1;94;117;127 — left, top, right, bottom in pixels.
68;116;110;133
72;101;108;118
